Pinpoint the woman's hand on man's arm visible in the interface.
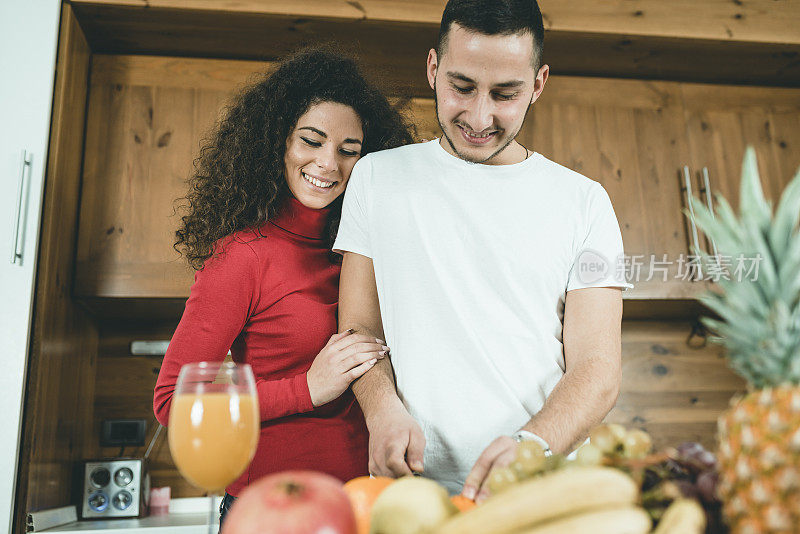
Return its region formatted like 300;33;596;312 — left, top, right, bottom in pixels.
306;330;389;407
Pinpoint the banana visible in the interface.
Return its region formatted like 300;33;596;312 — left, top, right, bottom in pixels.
514;506;652;534
652;498;706;534
436;467;639;534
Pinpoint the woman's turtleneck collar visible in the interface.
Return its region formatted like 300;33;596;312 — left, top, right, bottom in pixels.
269;195;331;240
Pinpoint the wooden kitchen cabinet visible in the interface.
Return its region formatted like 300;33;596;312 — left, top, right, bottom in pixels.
678;84;800;290
60;2;800;305
521;79;800;299
18;1;800;528
682;84;800;214
73;55;440;298
73;61;800;301
519;77;701;300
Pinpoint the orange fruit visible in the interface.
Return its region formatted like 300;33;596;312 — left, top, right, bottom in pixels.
343;476;394;534
450;494;477;512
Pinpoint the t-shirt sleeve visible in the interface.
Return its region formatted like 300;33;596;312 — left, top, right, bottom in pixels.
333;156;372;258
566;183;634;292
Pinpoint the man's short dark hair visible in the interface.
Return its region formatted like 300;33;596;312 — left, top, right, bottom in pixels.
437;0;545;70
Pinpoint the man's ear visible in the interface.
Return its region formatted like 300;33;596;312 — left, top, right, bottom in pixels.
530;63;549;106
426;48;438;91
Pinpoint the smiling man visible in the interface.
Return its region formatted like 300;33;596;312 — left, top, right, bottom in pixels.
334;0;633;500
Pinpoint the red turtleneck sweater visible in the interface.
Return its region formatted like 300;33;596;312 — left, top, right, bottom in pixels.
153;197;369;496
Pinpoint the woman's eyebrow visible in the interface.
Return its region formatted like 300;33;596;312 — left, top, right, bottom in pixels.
298;126;327;137
299;126;362;145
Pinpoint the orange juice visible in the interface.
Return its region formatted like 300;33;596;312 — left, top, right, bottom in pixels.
168;392;259;491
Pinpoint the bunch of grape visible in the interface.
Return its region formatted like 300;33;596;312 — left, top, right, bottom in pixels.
575;423;654;465
486;424;651;496
640;442;724;533
486;441;566;495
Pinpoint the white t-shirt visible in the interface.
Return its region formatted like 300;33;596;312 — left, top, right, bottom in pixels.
333;139;632;493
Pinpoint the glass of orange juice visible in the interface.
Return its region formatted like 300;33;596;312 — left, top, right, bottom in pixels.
168;362;259;534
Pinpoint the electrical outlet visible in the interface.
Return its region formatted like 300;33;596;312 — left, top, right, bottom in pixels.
100;419;146;447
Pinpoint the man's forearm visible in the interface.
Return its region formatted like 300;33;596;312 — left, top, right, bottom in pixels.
522;357;620;454
341;323;404;425
351;356;405;425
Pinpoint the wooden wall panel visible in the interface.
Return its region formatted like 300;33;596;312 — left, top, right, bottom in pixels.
682;85;800;214
607;320;746;451
75;55;435;298
519;83;701;300
15;4;97;531
92;320;204;497
74;55;800;302
76;57;235;297
92;318;744;497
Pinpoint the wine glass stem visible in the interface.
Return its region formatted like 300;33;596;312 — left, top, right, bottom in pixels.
208;493;216;534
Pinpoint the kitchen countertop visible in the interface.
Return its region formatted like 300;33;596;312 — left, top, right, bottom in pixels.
41;498;221;533
42;513;215;533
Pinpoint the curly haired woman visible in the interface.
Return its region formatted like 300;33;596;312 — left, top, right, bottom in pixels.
153;47;414;525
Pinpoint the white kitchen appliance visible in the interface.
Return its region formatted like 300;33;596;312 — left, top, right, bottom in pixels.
80;423;162;519
81;459;149;519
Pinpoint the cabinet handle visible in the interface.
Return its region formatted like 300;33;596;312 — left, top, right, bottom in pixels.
682;165;702;281
701;167;719;258
11;150;33;265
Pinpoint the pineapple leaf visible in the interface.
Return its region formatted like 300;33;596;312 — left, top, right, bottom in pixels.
687;197;742;260
741;221;779;299
739;146;772;232
768;167;800;258
692;148;800;387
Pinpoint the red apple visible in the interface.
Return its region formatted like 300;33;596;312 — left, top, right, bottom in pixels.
221;471;357;534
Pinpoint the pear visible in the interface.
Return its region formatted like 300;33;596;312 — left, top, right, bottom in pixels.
369;476;457;534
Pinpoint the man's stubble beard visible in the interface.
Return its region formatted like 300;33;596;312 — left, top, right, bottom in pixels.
433;79;529;165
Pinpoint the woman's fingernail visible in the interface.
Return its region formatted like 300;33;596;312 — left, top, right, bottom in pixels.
378;350;388;357
462;486;476;500
368;358;378;365
375;338;385;344
381;345;389;351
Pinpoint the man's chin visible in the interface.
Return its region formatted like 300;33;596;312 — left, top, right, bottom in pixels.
446;137;497;162
455;144;502;164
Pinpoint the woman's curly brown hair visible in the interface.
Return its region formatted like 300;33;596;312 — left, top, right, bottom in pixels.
175;46;415;270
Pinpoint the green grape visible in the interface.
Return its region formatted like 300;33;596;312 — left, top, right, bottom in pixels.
510;441;547;478
622;429;653;459
575;443;605;466
487;466;518;495
606;423;628;443
542;454;566;472
589;425;619;455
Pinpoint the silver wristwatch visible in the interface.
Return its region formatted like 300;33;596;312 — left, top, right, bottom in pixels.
511;430;552;456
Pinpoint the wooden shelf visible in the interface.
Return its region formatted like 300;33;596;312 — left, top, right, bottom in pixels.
69;2;800;92
70;0;800;46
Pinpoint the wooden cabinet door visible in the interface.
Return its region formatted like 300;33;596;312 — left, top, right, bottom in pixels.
682;83;800;215
518;76;702;299
75;56;246;298
681;84;800;287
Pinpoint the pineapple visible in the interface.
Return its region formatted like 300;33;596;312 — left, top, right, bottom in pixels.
687;147;800;533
